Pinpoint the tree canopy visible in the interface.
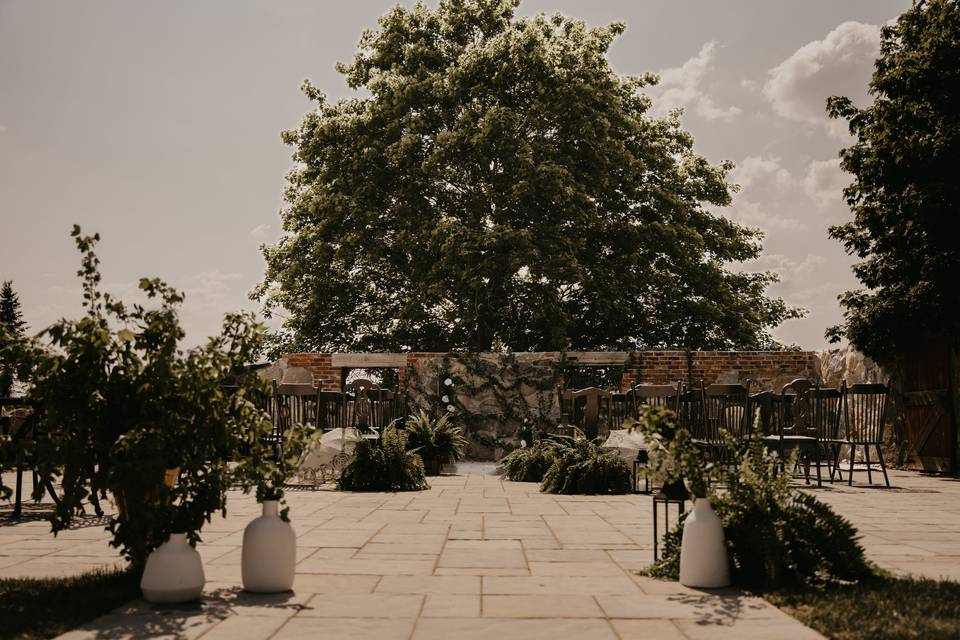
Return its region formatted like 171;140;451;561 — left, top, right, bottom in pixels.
826;0;960;363
257;0;796;353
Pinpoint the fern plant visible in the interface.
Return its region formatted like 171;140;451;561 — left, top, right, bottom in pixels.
499;439;557;482
644;440;871;591
404;410;467;475
337;425;429;492
541;432;632;495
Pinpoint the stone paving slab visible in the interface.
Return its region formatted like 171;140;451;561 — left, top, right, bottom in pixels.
8;467;958;638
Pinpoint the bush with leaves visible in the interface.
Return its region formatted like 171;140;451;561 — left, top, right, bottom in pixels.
499;439;557;483
337;425;428;492
403;410;467;475
5;227;272;568
642;428;871;591
541;431;632;495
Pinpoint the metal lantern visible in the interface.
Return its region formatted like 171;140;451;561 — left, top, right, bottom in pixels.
633;449;651;494
652;479;690;561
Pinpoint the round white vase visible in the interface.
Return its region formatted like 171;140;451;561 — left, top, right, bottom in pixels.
140;533;205;603
679;498;730;588
242;500;296;593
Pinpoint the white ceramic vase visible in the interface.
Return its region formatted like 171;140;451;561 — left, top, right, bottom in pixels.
140;533;205;603
679;498;730;588
242;500;296;593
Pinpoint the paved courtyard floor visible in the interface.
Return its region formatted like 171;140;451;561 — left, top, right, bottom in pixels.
1;467;957;639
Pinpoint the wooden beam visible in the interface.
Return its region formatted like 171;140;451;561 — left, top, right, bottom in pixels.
562;352;630;366
331;353;409;368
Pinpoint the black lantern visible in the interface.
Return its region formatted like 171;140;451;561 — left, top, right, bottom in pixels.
633;449;651;494
652;478;689;561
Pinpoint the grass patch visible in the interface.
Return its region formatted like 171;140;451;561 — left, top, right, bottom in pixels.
767;573;960;640
0;565;140;639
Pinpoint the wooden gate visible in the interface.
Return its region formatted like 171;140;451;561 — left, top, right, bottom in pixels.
898;336;958;472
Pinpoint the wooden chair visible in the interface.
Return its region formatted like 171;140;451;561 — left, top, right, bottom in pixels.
316;390;349;431
626;383;680;492
763;379;824;486
629;383;680;414
831;382;891;487
560;387;612;439
271;382;318;458
700;383;750;465
1;398;65;518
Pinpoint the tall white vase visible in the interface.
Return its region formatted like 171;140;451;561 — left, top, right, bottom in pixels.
242;500;296;593
679;498;730;588
140;533;205;603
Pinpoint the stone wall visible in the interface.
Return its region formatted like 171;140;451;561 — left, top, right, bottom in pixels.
816;346;888;387
266;350;823;460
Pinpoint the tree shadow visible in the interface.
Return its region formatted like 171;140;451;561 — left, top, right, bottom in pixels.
70;587;310;639
668;589;770;626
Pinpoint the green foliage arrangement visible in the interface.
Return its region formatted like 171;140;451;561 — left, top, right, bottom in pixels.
256;0;798;354
5;227;272;567
626;406;718;498
404;410;467;475
540;431;632;495
825;0;960;362
641;411;871;591
498;439;557;483
231;414;317;521
337;425;429;492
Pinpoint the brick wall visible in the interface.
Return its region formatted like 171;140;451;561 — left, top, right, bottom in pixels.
620;350;819;391
279;350;820;392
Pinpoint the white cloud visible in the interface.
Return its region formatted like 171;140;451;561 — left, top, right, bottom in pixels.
652;41;742;121
731;156;795;191
803;158;848;207
249;223;271;238
764;21;880;139
749;253;826;279
723;199;806;232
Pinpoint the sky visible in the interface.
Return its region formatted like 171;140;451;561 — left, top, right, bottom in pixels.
0;0;911;351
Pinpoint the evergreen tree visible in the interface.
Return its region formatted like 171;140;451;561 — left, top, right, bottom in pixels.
0;280;27;396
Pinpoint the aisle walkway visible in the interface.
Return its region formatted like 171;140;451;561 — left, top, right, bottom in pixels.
2;472;821;639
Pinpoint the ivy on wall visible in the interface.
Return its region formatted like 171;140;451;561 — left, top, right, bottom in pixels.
405;352;561;457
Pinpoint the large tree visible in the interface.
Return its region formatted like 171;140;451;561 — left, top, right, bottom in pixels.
826;0;960;363
257;0;795;353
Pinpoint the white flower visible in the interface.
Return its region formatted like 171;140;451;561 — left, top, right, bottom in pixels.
520;439;528;448
523;418;529;423
441;395;450;403
444;378;453;386
447;404;456;413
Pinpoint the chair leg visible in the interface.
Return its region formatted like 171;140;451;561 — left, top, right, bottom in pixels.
876;443;891;488
814;447;823;487
803;455;811;485
89;489;104;518
848;444;856;486
831;444;842;482
864;443;874;485
13;466;23;518
653;501;659;561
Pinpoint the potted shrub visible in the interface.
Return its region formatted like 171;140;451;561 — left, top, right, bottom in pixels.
404;410;467;475
233;417;315;593
631;407;729;588
11;227;269;602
